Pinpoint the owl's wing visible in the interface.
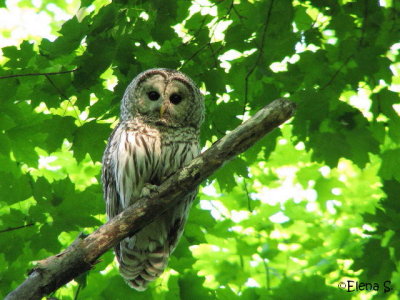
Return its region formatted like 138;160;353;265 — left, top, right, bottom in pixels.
166;190;197;252
102;125;121;220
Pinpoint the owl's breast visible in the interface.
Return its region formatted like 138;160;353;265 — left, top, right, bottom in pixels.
114;128;161;204
156;137;200;182
115;122;200;207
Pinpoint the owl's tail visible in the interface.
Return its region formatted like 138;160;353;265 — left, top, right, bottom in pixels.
115;238;170;291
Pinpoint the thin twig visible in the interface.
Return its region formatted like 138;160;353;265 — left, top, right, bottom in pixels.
44;75;68;99
45;75;83;126
262;258;271;292
243;178;252;213
207;43;220;68
211;119;226;136
359;0;369;47
0;223;35;234
180;43;210;69
183;15;211;46
243;0;275;116
310;12;321;29
0;69;79;80
231;4;244;22
209;200;230;219
73;283;81;300
320;55;353;90
207;0;234;40
181;1;234;69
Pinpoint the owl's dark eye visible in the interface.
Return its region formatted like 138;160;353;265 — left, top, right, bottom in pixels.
170;93;182;104
147;91;160;101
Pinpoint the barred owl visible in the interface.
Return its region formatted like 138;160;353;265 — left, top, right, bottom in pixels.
102;68;204;291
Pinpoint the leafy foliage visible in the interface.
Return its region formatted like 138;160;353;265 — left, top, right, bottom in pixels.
0;0;399;299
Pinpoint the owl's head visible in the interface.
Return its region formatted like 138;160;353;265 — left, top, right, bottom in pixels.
121;68;204;129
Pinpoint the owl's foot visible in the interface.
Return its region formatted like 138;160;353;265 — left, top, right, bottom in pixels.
141;183;159;197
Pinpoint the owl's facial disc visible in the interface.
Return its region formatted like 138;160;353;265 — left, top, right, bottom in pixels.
160;79;191;121
128;71;202;128
143;78;192;127
135;74;165;117
147;91;160;101
160;91;184;119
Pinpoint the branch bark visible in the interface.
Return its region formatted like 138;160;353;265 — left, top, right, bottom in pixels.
5;98;296;300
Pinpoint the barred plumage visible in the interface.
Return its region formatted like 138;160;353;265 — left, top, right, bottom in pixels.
102;69;204;291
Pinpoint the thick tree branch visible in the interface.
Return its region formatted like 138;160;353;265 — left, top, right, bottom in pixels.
6;98;296;300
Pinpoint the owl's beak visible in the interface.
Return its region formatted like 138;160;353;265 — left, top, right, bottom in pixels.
160;104;167;118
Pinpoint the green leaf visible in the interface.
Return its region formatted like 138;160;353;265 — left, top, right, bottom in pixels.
72;121;110;162
42;116;76;152
379;149;400;182
213;157;248;191
179;273;213;299
3;41;36;68
296;165;321;188
90;4;117;35
371;89;400;144
73;36;116;90
0;172;32;204
0;133;11;156
271;275;351;300
0;0;398;297
40;17;89;57
30;223;62;253
80;0;93;7
310;132;350;167
353;239;395;283
294;5;313;31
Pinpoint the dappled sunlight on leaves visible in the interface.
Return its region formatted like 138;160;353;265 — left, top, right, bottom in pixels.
1;0;399;299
